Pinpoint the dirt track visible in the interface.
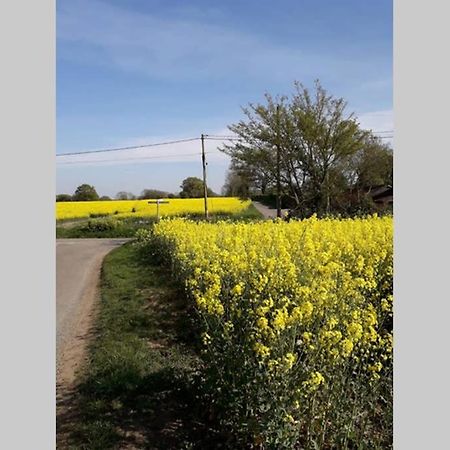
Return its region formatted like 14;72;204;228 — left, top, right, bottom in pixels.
56;238;130;388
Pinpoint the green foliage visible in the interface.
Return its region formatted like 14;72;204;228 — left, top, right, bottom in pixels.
152;217;393;449
351;139;393;188
221;80;393;217
56;193;72;202
56;217;157;238
179;176;216;198
251;193;297;209
80;217;119;232
115;191;136;200
222;169;251;198
72;183;100;201
139;188;172;199
56;206;262;239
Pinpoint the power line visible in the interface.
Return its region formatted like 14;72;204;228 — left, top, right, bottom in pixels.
204;134;238;138
57;129;393;160
56;151;221;166
56;137;199;157
205;137;240;141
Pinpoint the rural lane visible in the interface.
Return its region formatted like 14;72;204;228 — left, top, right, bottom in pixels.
252;201;289;219
56;238;130;387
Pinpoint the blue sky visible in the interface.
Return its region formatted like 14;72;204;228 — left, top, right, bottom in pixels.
56;0;392;197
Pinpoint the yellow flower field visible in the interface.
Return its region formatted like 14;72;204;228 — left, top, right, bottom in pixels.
56;197;251;220
149;215;393;447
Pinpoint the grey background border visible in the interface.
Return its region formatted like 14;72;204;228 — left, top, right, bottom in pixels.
0;0;449;448
394;0;449;448
0;0;55;448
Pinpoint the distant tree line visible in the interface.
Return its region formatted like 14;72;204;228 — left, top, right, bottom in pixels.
220;80;393;217
56;184;106;202
56;177;218;202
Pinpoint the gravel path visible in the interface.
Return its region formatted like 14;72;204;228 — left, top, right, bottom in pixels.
56;238;130;387
252;201;289;219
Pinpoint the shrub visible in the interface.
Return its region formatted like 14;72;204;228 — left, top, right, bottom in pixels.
80;218;119;233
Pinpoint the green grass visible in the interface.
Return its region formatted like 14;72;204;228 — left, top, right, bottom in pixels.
57;243;227;449
56;217;157;238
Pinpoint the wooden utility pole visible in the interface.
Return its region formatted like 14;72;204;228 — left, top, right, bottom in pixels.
201;134;209;220
276;105;282;218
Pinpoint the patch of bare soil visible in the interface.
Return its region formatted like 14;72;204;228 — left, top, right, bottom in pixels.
56;255;103;448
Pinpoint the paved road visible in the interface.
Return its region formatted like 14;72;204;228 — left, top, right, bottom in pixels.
56;238;130;385
252;201;289;219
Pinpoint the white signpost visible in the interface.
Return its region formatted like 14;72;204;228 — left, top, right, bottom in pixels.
148;199;170;222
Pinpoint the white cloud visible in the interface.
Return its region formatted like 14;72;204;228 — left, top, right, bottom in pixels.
56;108;395;170
355;109;393;146
356;109;393;131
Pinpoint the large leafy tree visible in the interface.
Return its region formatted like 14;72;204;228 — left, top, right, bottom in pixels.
221;80;388;216
351;136;393;188
179;177;216;198
221;168;251;198
72;184;99;201
115;191;136;200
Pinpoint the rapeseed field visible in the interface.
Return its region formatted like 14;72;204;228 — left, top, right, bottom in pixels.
150;215;393;448
56;197;251;220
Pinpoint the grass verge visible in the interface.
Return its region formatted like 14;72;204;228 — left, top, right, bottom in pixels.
56;217;157;238
57;243;226;449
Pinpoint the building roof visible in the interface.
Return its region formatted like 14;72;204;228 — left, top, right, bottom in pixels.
371;186;393;201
